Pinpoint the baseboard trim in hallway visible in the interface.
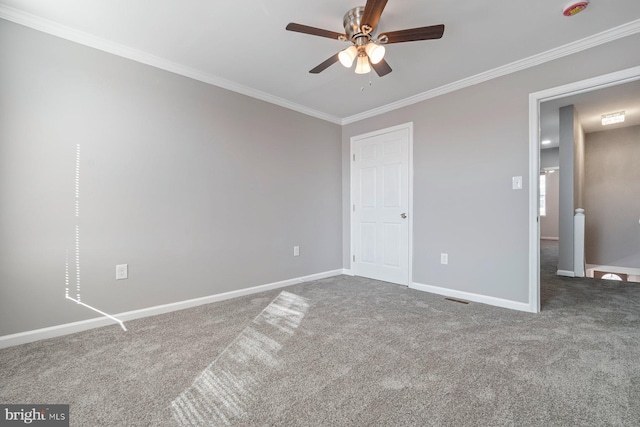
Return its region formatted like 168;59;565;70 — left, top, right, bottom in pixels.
0;269;345;349
557;270;576;277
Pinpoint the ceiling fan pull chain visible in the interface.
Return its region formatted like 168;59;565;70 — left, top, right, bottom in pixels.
360;75;373;93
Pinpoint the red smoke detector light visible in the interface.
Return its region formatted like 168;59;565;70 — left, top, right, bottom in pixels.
563;1;589;16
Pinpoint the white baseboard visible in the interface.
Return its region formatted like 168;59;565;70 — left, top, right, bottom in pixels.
410;282;535;313
556;270;576;277
540;236;559;241
0;269;344;349
341;268;355;276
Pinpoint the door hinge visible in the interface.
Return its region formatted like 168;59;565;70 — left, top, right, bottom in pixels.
353;204;355;212
353;255;355;262
353;154;355;161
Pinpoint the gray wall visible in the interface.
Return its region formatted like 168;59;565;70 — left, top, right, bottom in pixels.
557;105;585;273
541;171;560;239
342;32;640;303
574;116;586;210
584;125;640;268
558;106;577;272
2;20;640;336
541;147;559;169
0;20;342;336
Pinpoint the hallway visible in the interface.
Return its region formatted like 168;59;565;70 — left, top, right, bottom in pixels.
540;239;639;310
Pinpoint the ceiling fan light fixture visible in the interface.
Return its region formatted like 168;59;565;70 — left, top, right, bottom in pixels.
286;3;445;77
365;42;385;64
338;46;358;68
355;55;371;74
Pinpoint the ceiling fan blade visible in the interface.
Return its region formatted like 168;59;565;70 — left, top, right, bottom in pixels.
380;24;445;44
361;0;388;33
309;53;340;74
371;58;392;77
286;23;346;41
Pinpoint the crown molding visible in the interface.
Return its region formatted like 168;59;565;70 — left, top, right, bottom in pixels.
341;18;640;125
0;5;342;125
2;5;638;127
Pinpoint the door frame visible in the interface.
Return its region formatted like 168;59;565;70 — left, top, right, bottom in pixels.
528;65;640;313
350;122;414;286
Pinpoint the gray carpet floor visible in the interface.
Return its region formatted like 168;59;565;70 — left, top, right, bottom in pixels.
2;240;640;426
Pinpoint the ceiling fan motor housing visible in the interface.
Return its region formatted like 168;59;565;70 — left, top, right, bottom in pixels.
343;7;371;45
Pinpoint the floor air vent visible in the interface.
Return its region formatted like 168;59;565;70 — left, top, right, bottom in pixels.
445;298;469;304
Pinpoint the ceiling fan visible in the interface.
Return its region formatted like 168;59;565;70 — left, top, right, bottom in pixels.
286;0;445;77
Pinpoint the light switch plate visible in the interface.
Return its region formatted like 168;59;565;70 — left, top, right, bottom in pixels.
512;176;523;190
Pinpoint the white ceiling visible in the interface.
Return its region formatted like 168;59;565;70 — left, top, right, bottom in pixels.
1;0;640;122
540;80;640;149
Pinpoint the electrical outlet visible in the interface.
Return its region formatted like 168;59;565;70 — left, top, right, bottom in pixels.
293;246;300;257
116;264;128;280
441;253;448;265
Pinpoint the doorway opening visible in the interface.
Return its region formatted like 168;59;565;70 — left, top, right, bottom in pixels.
529;66;640;312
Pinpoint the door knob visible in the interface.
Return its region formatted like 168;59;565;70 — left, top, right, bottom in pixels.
401;213;407;219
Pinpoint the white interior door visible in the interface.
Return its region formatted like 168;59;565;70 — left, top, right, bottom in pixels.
351;125;411;285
